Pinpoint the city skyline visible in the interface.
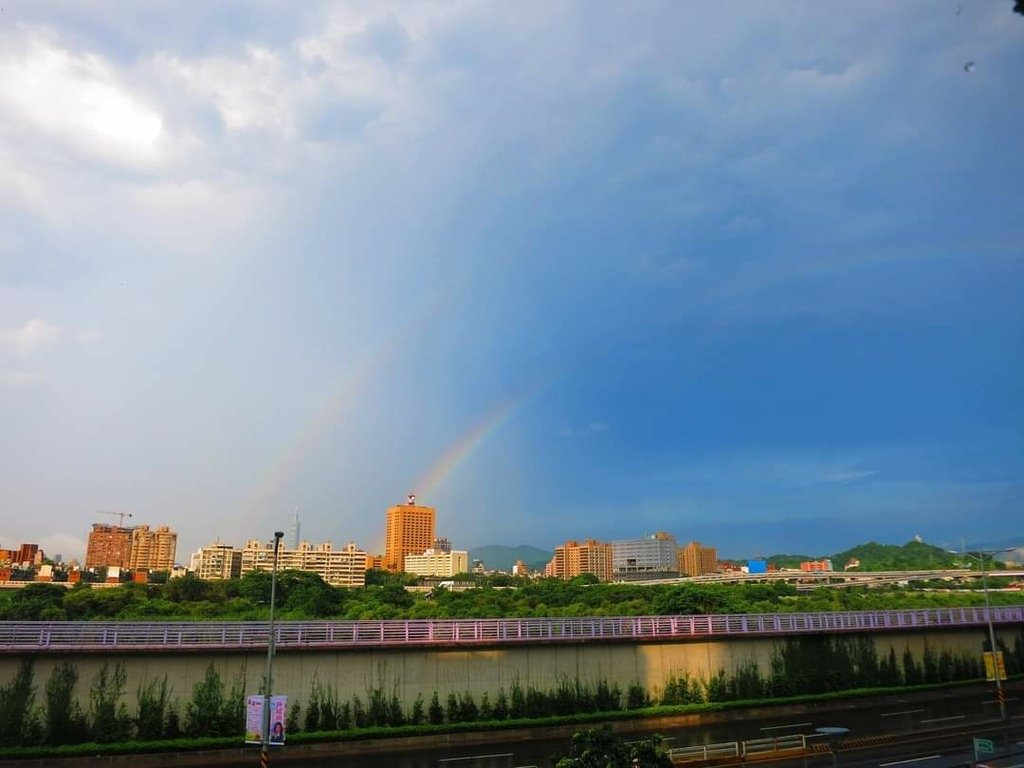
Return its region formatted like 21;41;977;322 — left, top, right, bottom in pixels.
1;3;1022;563
6;507;1022;570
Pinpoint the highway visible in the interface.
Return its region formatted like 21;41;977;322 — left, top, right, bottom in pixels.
635;569;1024;590
199;682;1021;768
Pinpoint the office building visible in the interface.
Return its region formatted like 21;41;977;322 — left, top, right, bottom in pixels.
404;548;468;578
678;540;718;577
128;525;177;571
612;532;679;580
546;539;614;582
240;539;367;587
384;496;436;573
85;524;133;569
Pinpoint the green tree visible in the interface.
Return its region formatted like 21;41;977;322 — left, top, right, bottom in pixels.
89;662;132;743
185;663;226;737
555;727;672;768
0;660;36;746
286;701;301;734
280;571;341;617
445;692;460;723
221;668;246;736
427;692;444;724
136;676;170;740
8;583;67;620
164;573;220;604
409;693;425;725
44;661;87;745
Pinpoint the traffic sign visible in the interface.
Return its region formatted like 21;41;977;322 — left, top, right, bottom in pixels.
973;737;996;760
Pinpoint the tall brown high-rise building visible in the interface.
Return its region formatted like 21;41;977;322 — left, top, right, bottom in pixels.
678;540;718;577
85;524;133;569
128;525;178;571
546;539;614;582
384;495;436;572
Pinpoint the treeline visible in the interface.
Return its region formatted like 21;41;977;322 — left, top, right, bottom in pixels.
2;633;1021;748
0;570;1021;623
0;660;245;747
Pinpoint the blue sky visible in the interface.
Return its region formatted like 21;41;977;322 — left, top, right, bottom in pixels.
1;1;1021;562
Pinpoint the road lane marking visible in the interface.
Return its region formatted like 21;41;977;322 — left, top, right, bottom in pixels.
983;697;1019;704
881;709;925;717
441;754;514;763
879;755;942;766
919;715;966;724
761;722;812;731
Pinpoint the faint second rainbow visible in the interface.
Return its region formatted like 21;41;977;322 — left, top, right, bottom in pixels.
245;301;446;517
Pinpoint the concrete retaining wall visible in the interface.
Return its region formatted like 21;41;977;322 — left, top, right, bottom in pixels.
0;625;1010;713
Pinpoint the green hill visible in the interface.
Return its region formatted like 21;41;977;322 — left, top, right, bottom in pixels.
831;540;961;571
469;544;552;572
766;553;815;569
760;540;972;571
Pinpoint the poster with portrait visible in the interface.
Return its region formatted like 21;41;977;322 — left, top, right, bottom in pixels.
244;694;288;744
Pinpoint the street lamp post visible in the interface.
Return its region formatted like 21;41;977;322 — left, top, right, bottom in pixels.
260;531;284;767
951;547;1010;721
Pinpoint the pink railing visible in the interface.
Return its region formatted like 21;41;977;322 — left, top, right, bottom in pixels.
0;606;1020;653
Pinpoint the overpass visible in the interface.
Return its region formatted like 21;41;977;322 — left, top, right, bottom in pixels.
633;569;1024;589
1;605;1022;653
1;606;1021;714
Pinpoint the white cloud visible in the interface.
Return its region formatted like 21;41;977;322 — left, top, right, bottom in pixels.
823;469;879;484
154;46;294;136
658;453;880;489
560;422;611;438
0;31;164;167
75;327;102;344
0;319;61;355
0;371;44;387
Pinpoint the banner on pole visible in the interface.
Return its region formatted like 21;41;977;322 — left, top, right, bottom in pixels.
244;694;288;745
983;651;1006;681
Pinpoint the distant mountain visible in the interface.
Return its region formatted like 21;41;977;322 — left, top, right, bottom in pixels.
470;544;552;572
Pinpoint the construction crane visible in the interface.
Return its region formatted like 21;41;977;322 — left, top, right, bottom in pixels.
96;509;134;527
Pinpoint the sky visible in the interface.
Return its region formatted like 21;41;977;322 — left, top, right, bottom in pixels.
1;1;1022;563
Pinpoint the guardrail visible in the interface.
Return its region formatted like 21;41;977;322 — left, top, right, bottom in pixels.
0;605;1020;653
670;734;809;762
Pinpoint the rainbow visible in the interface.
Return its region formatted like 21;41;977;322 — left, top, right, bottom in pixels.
245;304;444;518
412;375;556;499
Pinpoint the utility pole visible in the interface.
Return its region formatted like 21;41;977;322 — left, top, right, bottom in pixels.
260;531;284;768
950;546;1012;721
978;550;1007;721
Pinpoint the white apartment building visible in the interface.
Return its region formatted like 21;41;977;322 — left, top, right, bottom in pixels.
192;543;243;580
240;539;367;587
403;548;469;578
